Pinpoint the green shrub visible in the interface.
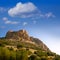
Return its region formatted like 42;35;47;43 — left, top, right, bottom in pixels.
17;44;24;49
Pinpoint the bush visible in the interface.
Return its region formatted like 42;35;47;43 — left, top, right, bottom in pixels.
17;44;24;49
29;54;38;60
8;47;14;51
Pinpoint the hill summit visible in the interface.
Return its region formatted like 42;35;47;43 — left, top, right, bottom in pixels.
6;30;30;41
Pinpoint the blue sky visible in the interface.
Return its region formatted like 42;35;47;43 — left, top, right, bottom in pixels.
0;0;60;54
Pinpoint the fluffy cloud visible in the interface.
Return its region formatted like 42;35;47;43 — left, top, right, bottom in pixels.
8;2;37;17
8;2;55;19
2;17;19;24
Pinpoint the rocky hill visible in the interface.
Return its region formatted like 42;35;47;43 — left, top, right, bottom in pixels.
5;29;50;51
0;29;60;60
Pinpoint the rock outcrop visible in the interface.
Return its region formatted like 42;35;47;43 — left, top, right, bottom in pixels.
6;30;30;41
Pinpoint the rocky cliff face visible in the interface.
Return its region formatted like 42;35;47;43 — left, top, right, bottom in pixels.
6;30;30;41
5;29;50;51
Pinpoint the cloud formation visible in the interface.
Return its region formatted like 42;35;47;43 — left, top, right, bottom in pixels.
8;2;55;19
8;2;37;17
2;17;19;24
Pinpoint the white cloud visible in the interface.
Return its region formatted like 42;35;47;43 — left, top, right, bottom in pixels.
2;17;19;24
36;12;55;18
5;20;19;24
23;22;28;26
45;12;55;18
3;17;8;21
8;2;55;19
8;2;37;17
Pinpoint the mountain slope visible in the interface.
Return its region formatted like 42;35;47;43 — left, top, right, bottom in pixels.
4;29;50;51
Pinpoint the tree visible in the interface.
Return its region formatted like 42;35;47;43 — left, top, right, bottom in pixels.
0;47;10;60
29;54;37;60
10;51;16;60
16;50;28;60
54;55;60;60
